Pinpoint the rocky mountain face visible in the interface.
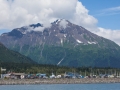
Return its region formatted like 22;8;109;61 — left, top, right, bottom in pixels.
0;19;120;67
0;42;35;63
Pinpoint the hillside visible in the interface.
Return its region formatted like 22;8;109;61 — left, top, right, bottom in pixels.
0;42;35;64
0;19;120;68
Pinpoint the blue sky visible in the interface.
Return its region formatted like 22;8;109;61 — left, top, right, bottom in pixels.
80;0;120;29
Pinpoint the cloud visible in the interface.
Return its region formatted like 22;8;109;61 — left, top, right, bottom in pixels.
71;1;98;30
0;0;96;30
34;27;44;32
0;0;120;45
103;6;120;12
0;0;77;29
59;19;68;29
97;6;120;16
95;27;120;45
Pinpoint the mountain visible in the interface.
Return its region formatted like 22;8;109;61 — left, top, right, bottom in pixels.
0;42;35;64
0;19;120;68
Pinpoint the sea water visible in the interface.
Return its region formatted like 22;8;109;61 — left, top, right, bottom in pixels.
0;83;120;90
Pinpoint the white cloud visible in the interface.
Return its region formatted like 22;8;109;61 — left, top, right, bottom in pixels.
0;0;120;45
103;6;120;12
24;26;44;32
0;0;96;30
33;27;45;32
97;6;120;16
95;27;120;45
71;1;98;30
59;19;68;29
0;0;77;29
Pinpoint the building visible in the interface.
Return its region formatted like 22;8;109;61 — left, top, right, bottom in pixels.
10;73;25;79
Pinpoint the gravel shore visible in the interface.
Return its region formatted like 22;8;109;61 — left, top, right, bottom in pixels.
0;78;120;85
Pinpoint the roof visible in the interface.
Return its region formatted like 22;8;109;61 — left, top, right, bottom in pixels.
11;73;25;75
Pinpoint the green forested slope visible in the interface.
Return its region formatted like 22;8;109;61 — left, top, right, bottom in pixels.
0;43;35;64
11;43;120;68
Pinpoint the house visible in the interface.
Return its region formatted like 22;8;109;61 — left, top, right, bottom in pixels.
2;74;10;79
25;74;37;79
10;73;25;79
56;75;62;78
64;72;83;78
108;74;114;78
50;73;56;78
0;67;6;79
36;73;48;78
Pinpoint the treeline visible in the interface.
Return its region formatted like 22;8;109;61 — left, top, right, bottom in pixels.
0;62;120;76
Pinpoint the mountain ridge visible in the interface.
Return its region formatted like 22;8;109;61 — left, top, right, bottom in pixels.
0;19;120;67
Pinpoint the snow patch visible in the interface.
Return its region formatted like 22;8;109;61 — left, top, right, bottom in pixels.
88;41;97;44
57;50;66;65
44;36;45;40
64;34;67;38
76;39;83;43
49;31;51;36
61;39;63;44
92;42;97;44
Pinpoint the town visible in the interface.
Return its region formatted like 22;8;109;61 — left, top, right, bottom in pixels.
1;67;120;80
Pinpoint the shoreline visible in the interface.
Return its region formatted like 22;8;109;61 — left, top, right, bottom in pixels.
1;78;120;85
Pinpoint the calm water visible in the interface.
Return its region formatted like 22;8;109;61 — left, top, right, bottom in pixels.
0;83;120;90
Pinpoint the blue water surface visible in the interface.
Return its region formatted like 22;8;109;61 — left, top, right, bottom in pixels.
0;83;120;90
